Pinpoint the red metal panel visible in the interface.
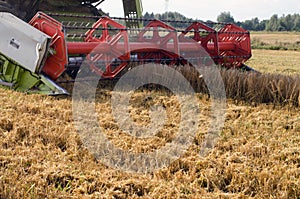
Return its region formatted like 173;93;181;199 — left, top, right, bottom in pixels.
179;22;218;59
29;12;67;80
135;20;180;65
217;24;252;68
84;17;130;78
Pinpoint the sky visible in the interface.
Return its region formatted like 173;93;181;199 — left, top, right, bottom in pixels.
98;0;300;22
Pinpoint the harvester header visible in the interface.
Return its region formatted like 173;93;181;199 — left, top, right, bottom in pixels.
0;11;251;94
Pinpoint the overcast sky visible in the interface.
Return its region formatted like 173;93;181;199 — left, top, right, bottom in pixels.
99;0;300;21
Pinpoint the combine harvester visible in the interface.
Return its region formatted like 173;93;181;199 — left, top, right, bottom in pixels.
0;0;251;95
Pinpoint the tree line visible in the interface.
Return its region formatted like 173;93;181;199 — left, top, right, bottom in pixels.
218;11;300;31
143;11;300;31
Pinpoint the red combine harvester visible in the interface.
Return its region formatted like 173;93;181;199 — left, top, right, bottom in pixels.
0;11;251;94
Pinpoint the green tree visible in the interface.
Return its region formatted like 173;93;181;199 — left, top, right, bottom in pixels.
293;14;300;31
143;12;155;26
284;14;294;31
266;14;279;31
217;12;235;23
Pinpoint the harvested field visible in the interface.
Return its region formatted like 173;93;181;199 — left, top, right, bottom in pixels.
251;32;300;45
0;84;300;198
246;49;300;74
251;32;300;51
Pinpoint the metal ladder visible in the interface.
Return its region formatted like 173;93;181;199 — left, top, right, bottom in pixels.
122;0;143;28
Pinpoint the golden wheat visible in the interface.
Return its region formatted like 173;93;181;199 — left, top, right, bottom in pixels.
0;87;299;198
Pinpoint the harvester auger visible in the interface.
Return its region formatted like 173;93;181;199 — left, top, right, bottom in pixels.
0;11;251;95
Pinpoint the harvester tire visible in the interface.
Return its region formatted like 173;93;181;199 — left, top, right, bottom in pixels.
0;0;38;21
0;1;15;14
0;0;27;20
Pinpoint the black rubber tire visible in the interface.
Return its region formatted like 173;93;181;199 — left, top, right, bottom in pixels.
0;0;27;21
0;0;36;22
0;1;102;22
0;1;15;13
